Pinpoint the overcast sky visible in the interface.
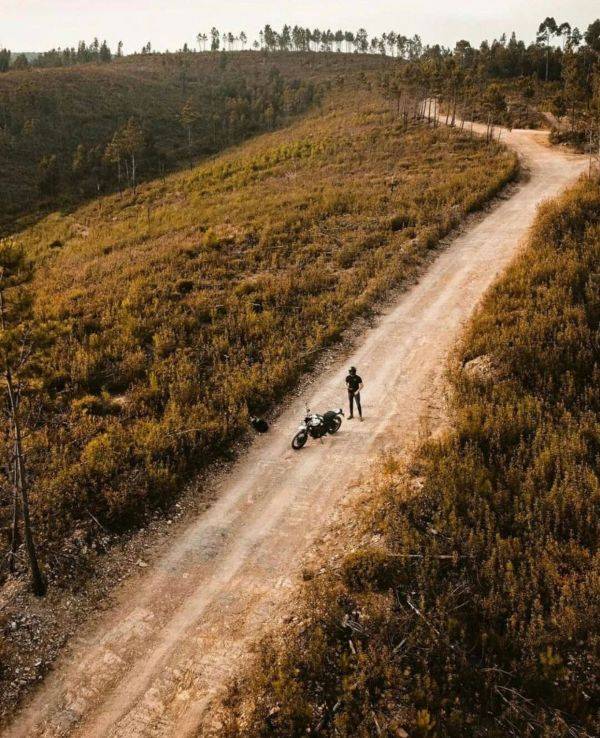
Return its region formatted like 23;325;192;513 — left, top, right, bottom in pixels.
1;0;598;53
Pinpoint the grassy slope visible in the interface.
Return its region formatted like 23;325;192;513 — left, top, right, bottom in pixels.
224;177;600;738
0;51;389;231
1;87;517;576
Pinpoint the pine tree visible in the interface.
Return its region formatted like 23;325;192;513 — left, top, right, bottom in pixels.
263;25;277;52
180;98;200;166
355;29;369;53
99;40;112;63
12;54;30;71
106;118;145;191
537;17;558;82
37;155;59;195
562;50;586;131
0;48;10;72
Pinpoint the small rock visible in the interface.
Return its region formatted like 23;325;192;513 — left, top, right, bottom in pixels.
410;477;425;493
463;354;499;383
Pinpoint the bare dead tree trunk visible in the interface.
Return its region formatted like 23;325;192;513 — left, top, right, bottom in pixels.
131;152;136;192
5;369;46;596
9;447;20;573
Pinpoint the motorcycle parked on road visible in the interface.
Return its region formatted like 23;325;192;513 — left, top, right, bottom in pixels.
291;408;344;450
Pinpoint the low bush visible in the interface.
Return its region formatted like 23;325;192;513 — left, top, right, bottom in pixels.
340;548;398;592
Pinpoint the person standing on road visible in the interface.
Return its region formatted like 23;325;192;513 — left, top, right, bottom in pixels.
345;367;363;421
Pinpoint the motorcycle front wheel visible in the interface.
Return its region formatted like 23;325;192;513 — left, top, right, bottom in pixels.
327;416;342;434
292;431;308;450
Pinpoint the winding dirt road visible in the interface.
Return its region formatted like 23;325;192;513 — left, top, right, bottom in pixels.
3;123;586;738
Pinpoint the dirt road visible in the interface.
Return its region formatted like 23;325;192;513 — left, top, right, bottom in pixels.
3;125;586;738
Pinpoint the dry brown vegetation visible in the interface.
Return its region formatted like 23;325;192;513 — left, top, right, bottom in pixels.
0;86;517;590
220;177;600;738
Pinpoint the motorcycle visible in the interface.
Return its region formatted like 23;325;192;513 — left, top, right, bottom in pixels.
291;407;344;450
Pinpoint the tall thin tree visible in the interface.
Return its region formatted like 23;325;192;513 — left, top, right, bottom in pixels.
0;240;48;596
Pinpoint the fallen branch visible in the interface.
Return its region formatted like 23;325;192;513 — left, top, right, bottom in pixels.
85;508;108;532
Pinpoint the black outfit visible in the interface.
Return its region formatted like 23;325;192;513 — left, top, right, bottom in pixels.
346;374;363;418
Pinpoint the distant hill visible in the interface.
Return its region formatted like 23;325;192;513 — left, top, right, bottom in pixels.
0;51;390;233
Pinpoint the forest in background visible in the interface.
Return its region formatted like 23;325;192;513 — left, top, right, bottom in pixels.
2;20;599;70
1;18;599;234
0;51;357;234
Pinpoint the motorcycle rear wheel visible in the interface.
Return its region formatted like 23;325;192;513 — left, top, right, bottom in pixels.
292;431;308;450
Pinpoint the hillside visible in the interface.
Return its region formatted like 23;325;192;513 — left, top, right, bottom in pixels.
224;176;600;738
0;51;390;233
1;14;598;736
3;21;598;235
0;83;517;592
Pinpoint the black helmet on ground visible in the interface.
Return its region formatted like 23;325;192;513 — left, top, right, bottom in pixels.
250;416;269;433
